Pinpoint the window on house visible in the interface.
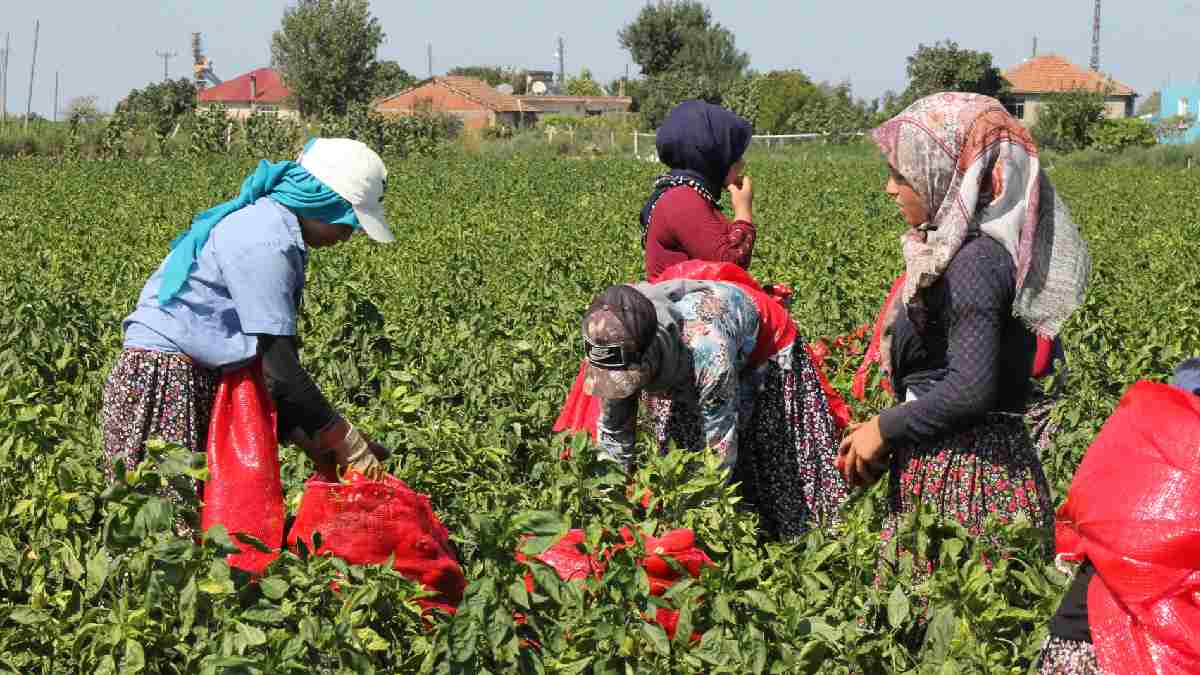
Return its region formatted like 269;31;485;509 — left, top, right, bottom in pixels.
256;105;279;114
1004;100;1025;120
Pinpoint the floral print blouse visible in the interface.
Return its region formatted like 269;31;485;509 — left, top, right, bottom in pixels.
597;282;760;470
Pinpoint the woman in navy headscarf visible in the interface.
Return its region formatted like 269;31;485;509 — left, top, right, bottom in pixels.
640;101;756;280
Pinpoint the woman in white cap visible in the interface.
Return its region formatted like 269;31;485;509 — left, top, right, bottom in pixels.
102;138;395;501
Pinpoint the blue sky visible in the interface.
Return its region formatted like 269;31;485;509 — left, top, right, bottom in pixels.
2;1;1197;118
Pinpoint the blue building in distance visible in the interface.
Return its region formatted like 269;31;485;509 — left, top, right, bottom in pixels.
1155;84;1200;144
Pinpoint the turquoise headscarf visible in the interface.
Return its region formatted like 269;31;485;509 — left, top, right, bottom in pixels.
158;145;359;305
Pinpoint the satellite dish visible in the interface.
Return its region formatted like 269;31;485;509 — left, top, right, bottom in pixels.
531;81;548;96
496;83;514;95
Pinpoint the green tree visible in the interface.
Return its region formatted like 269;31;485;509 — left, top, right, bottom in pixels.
372;61;415;100
893;40;1007;114
117;78;196;121
788;81;874;140
618;0;748;81
566;68;603;97
448;66;507;86
1031;88;1107;152
638;69;723;130
1135;90;1161;117
271;0;385;117
1087;118;1157;153
753;70;821;133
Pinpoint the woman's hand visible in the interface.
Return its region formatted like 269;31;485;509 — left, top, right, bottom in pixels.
837;416;890;488
728;174;753;223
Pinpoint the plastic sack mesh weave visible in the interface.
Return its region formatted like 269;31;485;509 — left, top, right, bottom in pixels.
199;359;284;575
1055;381;1200;675
518;527;714;641
288;472;466;613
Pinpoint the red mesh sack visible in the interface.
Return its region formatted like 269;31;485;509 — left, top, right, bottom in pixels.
518;527;714;641
552;361;602;444
288;472;466;613
1055;382;1200;675
199;359;284;575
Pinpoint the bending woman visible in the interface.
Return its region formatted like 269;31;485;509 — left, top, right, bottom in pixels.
838;94;1091;548
641;100;756;279
582;269;847;538
1038;359;1200;675
102;138;395;505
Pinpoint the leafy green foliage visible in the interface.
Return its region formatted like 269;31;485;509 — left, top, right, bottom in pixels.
565;69;603;98
116;79;198;130
270;0;386;117
0;155;1196;672
1088;118;1157;153
748;71;819;134
1032;88;1108;152
890;40;1007;115
638;70;725;130
618;0;748;80
1136;90;1161;117
372;61;417;100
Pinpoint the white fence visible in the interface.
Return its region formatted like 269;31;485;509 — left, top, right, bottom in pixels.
632;131;864;161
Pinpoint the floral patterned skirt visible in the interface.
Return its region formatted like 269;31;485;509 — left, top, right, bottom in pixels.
101;349;220;501
646;339;847;539
882;414;1053;547
1037;636;1103;674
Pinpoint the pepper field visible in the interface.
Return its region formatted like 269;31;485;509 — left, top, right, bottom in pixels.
0;156;1197;673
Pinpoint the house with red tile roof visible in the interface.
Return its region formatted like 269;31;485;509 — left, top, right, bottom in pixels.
375;76;633;131
1001;55;1137;125
513;94;632;118
375;76;540;130
197;68;298;119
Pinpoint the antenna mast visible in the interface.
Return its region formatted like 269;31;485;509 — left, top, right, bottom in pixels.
1090;0;1101;71
155;50;176;81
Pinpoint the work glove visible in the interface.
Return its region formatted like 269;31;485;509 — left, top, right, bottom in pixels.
288;421;392;481
333;424;385;480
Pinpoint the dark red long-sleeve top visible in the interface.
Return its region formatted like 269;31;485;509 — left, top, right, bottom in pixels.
643;187;756;280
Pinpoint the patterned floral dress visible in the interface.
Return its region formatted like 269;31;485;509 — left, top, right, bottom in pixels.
598;283;847;538
101;349;220;505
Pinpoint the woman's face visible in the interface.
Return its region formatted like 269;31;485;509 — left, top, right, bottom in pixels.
300;218;355;248
724;159;746;189
885;166;929;227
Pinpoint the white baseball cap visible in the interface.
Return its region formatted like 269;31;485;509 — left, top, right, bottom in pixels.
297;138;395;243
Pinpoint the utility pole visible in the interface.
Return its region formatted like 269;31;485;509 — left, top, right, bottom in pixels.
1;32;9;125
155;50;176;81
426;43;432;79
1090;0;1102;72
52;71;58;122
1032;36;1038;59
555;36;565;92
25;19;38;130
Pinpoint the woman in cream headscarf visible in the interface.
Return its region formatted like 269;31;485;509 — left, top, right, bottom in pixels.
838;93;1091;553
